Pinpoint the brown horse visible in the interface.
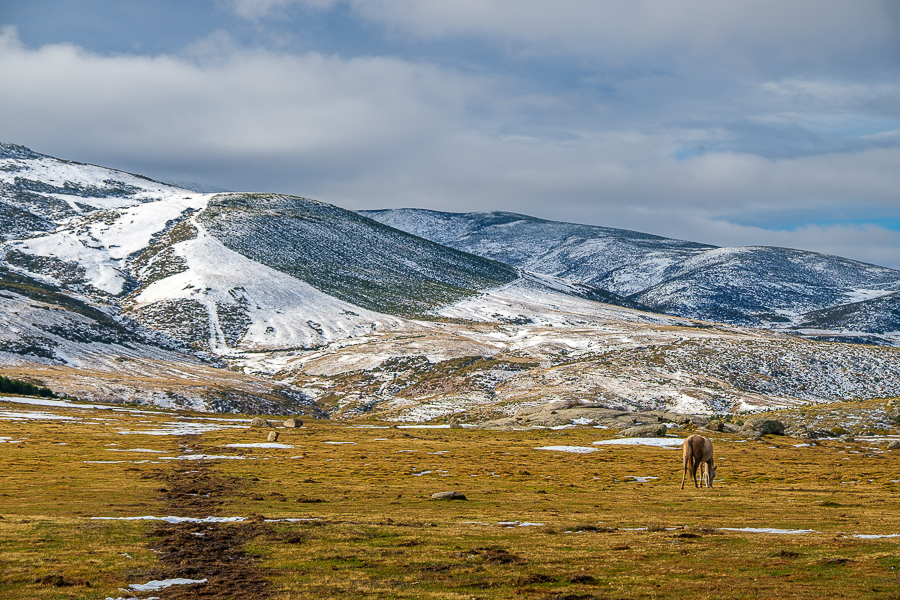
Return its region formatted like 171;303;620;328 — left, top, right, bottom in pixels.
680;434;716;489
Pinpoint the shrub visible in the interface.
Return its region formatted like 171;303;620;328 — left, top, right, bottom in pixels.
0;376;55;398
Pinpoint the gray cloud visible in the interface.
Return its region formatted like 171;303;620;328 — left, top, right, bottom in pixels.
249;0;900;70
1;3;899;270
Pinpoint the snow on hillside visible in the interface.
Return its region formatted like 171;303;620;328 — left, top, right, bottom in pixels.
632;245;900;327
0;284;198;369
362;208;710;295
131;214;404;353
201;195;518;316
2;143;899;418
0;142;189;241
364;208;900;335
795;291;900;345
435;273;679;329
5;194;210;294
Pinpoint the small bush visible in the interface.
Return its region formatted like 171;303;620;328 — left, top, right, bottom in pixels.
0;376;54;398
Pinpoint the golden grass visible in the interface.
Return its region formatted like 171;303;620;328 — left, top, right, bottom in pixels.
1;399;900;599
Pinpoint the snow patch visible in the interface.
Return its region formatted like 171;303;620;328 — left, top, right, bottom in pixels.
535;446;599;454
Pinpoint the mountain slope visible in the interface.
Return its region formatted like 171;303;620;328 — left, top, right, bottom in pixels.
0;142;189;240
362;208;712;295
2;143;899;419
199;194;518;316
630;246;900;327
363;208;900;331
0;149;517;357
796;291;900;341
0;266;320;413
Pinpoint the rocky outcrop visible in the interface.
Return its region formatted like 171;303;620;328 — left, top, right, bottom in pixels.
741;418;785;436
617;424;668;438
479;402;709;431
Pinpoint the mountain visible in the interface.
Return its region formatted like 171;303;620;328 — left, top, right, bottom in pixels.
362;209;900;335
362;208;713;295
796;291;900;341
2;143;899;420
0;265;316;414
0;142;187;240
197;194;517;316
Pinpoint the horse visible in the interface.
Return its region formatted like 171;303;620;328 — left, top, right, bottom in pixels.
680;434;715;489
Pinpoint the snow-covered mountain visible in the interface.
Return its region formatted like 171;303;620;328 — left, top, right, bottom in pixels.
363;208;900;339
796;291;900;341
0;142;188;240
1;143;899;419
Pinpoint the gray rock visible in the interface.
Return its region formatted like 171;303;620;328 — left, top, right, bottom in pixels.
886;440;900;450
617;424;668;438
283;418;303;428
250;417;272;428
741;418;785;435
662;412;695;426
431;491;467;501
267;431;279;442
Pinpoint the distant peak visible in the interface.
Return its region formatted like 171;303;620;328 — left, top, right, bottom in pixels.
0;142;42;160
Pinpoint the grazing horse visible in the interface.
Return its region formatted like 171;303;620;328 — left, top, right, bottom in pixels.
680;434;716;489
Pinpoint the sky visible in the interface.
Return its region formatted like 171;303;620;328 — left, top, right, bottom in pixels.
1;0;900;268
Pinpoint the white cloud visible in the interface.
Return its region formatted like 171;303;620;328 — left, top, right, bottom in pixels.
1;23;899;269
0;26;472;171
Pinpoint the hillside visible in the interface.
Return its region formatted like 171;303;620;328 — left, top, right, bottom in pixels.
362;208;712;295
0;142;187;241
198;194;517;316
1;143;899;419
796;291;900;344
363;209;900;333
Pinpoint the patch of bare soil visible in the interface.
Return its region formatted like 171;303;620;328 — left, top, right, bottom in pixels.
141;435;273;599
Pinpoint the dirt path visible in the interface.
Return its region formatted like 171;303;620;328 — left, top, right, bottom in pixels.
139;435;273;599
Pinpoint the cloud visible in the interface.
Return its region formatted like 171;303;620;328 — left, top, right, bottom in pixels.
234;0;900;70
1;21;899;269
0;26;472;175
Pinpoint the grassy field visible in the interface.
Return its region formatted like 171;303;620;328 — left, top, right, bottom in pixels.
1;396;899;599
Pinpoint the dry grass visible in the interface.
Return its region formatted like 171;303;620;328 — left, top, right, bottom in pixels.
2;399;900;598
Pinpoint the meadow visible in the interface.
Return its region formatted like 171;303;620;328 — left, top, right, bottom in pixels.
1;396;899;599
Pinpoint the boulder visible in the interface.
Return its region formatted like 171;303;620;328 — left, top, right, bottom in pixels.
661;412;695;426
617;424;668;438
430;491;467;501
267;431;279;442
283;418;303;428
886;440;900;450
250;417;272;428
741;418;785;436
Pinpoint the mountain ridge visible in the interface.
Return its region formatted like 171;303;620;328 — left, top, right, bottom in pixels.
1;143;899;420
363;208;900;342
